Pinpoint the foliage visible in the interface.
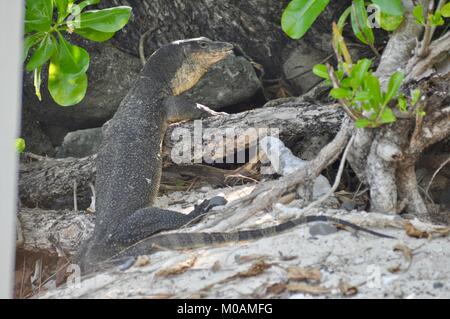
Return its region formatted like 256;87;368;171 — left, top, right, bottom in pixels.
280;1;450;128
282;0;405;43
314;25;422;129
24;0;131;106
16;138;26;153
413;2;450;27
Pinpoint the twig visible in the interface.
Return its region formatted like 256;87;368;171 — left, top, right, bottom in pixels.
417;0;435;58
425;155;450;195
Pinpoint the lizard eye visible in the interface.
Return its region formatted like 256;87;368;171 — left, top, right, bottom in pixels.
199;42;208;48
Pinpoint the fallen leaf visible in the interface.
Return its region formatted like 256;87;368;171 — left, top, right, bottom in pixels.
404;222;430;238
156;256;197;277
286;283;330;295
339;280;358;296
266;283;287;295
235;254;269;264
287;266;321;282
237;260;270;278
389;244;413;272
388;264;402;273
393;244;413;263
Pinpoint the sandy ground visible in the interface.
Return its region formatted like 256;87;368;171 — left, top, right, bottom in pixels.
37;184;450;299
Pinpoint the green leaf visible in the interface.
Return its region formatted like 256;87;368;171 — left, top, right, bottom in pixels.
442;3;450;17
380;107;396;124
79;6;132;33
15;138;26;153
48;59;88;106
312;64;330;79
365;75;382;107
281;0;330;39
351;58;372;88
372;0;404;16
74;28;115;42
411;89;421;106
355;118;372;128
430;11;445;27
26;35;57;72
56;34;90;75
54;0;69;22
377;12;404;31
413;5;425;25
23;33;45;62
397;95;407;112
351;0;375;45
337;6;352;32
355;91;371;101
25;0;54;32
384;71;404;105
77;0;100;11
330;88;353;99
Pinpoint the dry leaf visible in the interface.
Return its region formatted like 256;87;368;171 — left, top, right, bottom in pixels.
389;244;413;273
134;255;150;267
393;244;413;263
287;283;330;295
388;264;402;273
266;283;287;295
404;222;430;238
339;281;358;296
287;266;321;282
235;254;269;264
237;260;270;278
156;256;197;277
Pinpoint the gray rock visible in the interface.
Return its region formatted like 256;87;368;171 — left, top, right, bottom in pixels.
55;128;103;158
283;45;329;94
183;55;261;109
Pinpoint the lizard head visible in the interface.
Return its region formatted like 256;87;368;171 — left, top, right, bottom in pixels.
168;37;234;95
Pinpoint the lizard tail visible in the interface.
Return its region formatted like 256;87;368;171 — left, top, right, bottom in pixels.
112;215;394;260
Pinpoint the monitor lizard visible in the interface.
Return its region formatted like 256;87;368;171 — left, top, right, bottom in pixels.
78;38;234;270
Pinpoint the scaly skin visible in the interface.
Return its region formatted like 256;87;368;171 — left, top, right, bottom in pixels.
78;38;234;270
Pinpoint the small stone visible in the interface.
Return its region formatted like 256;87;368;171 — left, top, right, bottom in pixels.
341;201;356;211
199;187;210;193
433;282;444;289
